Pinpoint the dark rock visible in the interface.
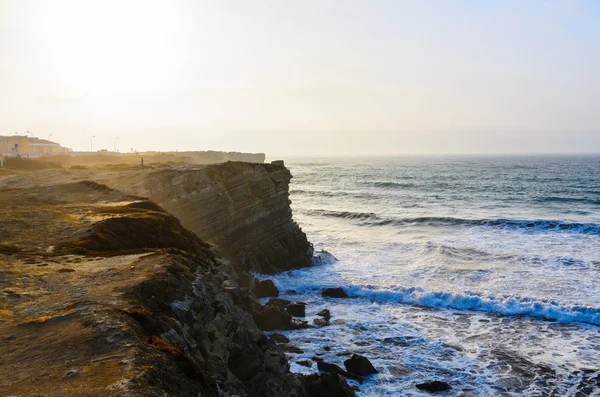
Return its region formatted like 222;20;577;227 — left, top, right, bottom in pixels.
317;361;364;382
317;361;346;376
290;319;309;329
253;303;292;331
264;350;289;375
316;309;331;319
313;317;330;326
324;346;331;351
322;288;348;298
302;373;356;397
344;354;378;376
297;359;313;368
253;279;279;298
416;380;452;392
278;344;304;354
270;333;290;343
286;303;306;317
253;299;308;331
266;298;292;307
387;365;413;378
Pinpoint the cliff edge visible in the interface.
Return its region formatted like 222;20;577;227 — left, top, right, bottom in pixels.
0;182;352;397
0;161;314;275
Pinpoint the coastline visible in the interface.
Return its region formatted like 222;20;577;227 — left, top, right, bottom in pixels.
0;157;355;396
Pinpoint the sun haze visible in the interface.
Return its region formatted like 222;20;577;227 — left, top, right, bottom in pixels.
1;0;599;155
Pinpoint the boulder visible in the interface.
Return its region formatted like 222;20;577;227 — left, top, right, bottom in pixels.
322;288;348;298
415;380;452;392
253;279;279;298
344;354;378;376
297;359;313;367
253;299;307;331
314;308;331;326
286;303;306;317
317;361;364;382
302;373;356;397
253;303;292;331
270;333;290;343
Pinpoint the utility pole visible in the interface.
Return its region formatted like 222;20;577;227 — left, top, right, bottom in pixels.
114;136;119;152
90;135;95;152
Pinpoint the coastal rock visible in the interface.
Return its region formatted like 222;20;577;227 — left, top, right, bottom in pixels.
317;361;364;382
117;162;314;274
0;182;349;397
302;373;357;397
297;359;313;367
270;333;290;343
254;279;280;298
416;380;452;392
286;303;306;317
322;288;348;298
314;309;331;326
344;354;378;376
253;299;308;331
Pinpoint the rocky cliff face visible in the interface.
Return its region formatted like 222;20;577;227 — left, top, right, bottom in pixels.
117;162;314;274
0;161;314;275
0;182;352;397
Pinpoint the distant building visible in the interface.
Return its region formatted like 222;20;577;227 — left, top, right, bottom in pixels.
0;135;72;157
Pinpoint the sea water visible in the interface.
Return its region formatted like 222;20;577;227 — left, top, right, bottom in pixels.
264;155;600;396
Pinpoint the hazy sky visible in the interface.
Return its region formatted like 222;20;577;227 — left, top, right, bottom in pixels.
1;0;599;155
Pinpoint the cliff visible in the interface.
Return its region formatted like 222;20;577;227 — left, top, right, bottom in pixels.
0;182;352;397
125;162;314;274
0;161;314;275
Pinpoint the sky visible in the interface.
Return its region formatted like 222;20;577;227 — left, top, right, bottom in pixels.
1;0;599;155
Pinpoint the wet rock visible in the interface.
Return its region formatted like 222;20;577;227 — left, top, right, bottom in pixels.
253;303;292;331
344;354;378;376
324;346;331;351
387;365;413;378
264;350;289;375
62;369;80;378
415;380;452;392
253;279;279;298
316;309;331;319
302;373;356;397
266;298;292;307
286;303;306;317
278;344;304;354
253;299;308;331
270;333;290;343
317;361;364;382
297;359;313;367
322;288;348;298
313;317;330;326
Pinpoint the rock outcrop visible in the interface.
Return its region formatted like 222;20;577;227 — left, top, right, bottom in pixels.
121;161;314;274
0;182;351;397
0;161;314;275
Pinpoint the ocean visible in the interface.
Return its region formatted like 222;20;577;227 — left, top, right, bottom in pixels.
265;155;600;396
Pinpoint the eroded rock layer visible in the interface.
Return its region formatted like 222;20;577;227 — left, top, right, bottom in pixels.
130;162;313;274
0;182;352;397
0;162;313;275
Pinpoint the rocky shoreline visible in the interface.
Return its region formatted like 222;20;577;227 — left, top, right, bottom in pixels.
0;162;358;396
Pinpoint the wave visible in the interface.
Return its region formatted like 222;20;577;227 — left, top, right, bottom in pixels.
305;210;600;234
368;181;417;189
535;196;600;205
298;284;600;326
303;209;381;221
